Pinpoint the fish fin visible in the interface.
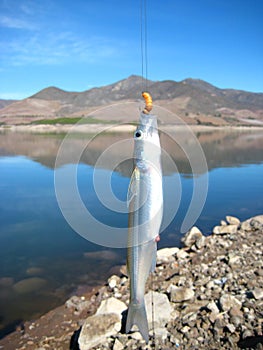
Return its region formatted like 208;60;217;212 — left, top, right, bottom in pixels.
127;168;139;206
150;241;157;273
126;302;149;343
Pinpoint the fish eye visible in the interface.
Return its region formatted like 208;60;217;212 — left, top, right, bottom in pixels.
134;130;143;139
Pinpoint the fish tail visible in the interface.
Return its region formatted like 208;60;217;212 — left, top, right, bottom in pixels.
126;302;149;343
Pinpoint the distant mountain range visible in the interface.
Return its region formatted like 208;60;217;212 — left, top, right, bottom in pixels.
0;75;263;126
0;99;17;109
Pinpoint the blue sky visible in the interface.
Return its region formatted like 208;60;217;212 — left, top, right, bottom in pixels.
0;0;262;99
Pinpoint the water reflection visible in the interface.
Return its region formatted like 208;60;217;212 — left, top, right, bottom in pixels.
0;128;263;173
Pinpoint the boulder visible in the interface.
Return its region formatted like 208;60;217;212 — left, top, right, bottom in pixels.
195;235;206;249
250;218;263;230
213;224;237;235
145;291;172;329
241;215;263;231
96;297;127;318
226;216;240;225
78;313;121;350
157;247;179;264
241;219;252;231
182;226;203;248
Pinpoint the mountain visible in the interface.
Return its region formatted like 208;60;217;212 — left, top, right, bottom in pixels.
0;99;18;109
0;75;262;126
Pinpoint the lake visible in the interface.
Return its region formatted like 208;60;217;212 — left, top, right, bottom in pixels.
0;127;263;338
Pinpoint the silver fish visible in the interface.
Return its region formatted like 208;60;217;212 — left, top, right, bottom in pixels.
126;112;163;343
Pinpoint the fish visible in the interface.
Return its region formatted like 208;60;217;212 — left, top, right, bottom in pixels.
126;112;163;343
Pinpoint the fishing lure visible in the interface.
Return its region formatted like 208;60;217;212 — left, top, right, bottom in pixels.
142;91;153;114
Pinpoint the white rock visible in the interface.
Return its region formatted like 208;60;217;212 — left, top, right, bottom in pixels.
157;247;179;263
181;325;190;334
108;275;119;289
120;277;127;285
176;249;189;259
169;285;195;302
196;235;206;249
228;254;240;267
130;331;143;340
219;294;242;312
226;216;240;225
78;313;121;350
182;226;203;247
152;327;169;341
113;338;124;350
241;220;252;231
213;224;237;235
213;226;221;234
252;215;263;223
241;215;263;231
226;323;236;333
207;301;220;323
252;287;263;300
207;301;220;315
145;291;172;329
96;297;126;318
114;292;122;299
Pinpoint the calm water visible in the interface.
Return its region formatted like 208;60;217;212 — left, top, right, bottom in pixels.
0;128;263;337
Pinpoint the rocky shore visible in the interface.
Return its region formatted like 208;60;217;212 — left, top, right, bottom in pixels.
0;215;262;350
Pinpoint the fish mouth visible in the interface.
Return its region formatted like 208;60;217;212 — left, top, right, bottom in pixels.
139;112;158;130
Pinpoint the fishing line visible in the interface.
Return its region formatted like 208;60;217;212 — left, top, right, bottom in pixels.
151;273;156;349
140;0;149;91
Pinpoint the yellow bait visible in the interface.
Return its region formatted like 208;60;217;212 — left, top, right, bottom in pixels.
142;91;153;114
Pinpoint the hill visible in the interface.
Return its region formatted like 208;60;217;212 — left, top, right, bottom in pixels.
0;75;263;126
0;99;17;109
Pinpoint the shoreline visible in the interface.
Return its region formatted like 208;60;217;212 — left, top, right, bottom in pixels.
0;123;263;134
0;214;262;349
